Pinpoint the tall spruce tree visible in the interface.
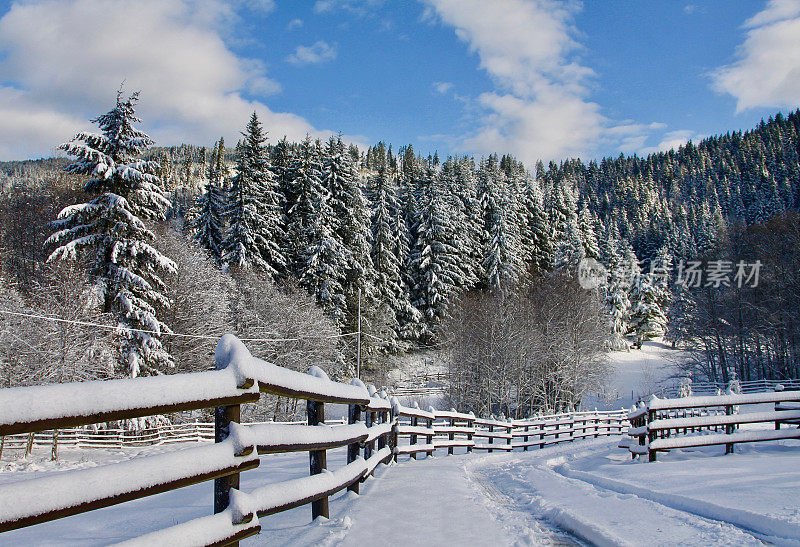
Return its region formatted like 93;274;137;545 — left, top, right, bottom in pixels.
410;163;464;339
322;136;375;327
191;138;228;260
222;113;286;278
48;90;175;377
370;164;405;350
285;136;326;277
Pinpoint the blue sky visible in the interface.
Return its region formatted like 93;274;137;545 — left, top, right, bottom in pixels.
0;0;799;166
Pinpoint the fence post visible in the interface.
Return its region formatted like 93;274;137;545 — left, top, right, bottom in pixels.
410;415;418;460
426;407;435;458
308;399;329;519
725;404;734;455
524;425;529;451
506;419;512;451
214;401;241;514
364;409;374;460
647;407;656;462
389;396;399;463
488;421;494;453
467;412;474;453
448;415;455;455
377;410;388;453
347;402;362;494
775;384;784;430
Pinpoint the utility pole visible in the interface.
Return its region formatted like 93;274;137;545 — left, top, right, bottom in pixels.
357;287;362;379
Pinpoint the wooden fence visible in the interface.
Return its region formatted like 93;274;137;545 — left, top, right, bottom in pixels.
649;378;800;400
621;387;800;462
393;403;628;455
0;419;351;455
0;334;627;545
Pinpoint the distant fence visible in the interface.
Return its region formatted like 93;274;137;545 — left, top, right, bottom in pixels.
394;404;627;457
621;386;800;462
0;335;627;545
0;419;349;454
649;378;800;400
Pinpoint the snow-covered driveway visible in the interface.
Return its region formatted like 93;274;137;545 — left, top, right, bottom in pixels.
3;437;800;545
323;438;800;546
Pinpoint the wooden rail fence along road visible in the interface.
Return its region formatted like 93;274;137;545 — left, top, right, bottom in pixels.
0;334;630;545
621;385;800;461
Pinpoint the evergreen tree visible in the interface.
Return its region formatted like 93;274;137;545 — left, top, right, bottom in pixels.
369;164;405;350
285;136;325;277
48;90;175;377
191;175;227;261
629;272;667;348
222;113;286;278
300;188;348;324
477;157;521;291
322;136;375;326
410;164;464;339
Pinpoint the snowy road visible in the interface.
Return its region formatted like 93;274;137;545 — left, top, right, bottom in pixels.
305;438;800;546
3;436;800;545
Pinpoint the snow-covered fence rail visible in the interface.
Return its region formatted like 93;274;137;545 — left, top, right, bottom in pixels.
0;344;261;540
623;389;800;462
392;403;628;456
0;422;216;451
0;419;349;454
650;378;800;399
0;334;394;545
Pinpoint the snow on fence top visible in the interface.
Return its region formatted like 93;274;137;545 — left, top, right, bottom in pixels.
624;387;800;462
1;334;633;544
0;367;258;436
648;390;800;410
216;333;370;405
0;435;259;532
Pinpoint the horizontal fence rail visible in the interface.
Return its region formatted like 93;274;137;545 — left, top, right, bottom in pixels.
648;378;800;400
0;420;350;454
1;334;630;545
621;385;800;461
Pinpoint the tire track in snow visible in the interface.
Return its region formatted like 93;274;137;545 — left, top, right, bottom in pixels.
465;462;586;546
464;441;766;546
553;464;800;546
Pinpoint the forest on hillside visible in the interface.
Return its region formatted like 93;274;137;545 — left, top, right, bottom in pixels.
1;92;799;418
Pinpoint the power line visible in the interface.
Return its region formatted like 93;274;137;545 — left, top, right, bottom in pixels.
0;309;358;344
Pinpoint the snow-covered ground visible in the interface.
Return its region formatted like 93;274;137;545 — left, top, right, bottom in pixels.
583;339;686;411
4;433;800;545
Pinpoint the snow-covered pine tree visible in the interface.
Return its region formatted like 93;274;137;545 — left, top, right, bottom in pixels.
300;187;348;325
222;113;286;278
521;177;553;276
410;163;465;339
370;164;405;350
629;271;667;349
191;139;228;263
285;135;326;277
322;136;375;331
604;235;632;351
578;203;601;260
477;155;522;291
48;90;176;377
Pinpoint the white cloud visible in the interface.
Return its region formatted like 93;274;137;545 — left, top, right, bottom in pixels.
711;0;800;112
433;81;454;94
287;18;304;30
638;130;701;156
286;41;338;65
245;0;275;13
0;0;350;160
313;0;385;15
744;0;800;27
423;0;606;164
